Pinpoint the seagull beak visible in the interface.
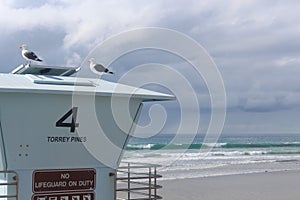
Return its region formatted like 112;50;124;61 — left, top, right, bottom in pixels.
19;46;22;49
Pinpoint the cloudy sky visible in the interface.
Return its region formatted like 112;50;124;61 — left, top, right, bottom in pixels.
1;0;300;135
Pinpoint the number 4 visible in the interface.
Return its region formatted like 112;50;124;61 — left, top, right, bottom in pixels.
56;107;79;132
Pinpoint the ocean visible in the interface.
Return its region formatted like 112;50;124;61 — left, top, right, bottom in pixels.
122;134;300;180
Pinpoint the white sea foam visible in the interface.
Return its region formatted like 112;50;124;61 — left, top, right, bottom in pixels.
123;149;300;180
123;134;300;180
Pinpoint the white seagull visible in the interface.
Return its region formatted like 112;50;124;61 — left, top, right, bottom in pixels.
19;44;43;64
88;58;114;75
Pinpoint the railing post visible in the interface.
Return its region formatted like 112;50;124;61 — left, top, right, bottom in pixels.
148;167;151;200
127;162;130;200
114;172;116;200
154;167;157;200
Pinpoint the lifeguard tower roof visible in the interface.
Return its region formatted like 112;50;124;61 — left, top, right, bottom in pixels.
2;64;175;101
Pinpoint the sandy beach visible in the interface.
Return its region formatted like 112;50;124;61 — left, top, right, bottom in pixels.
160;170;300;200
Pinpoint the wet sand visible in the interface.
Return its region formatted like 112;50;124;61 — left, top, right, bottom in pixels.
160;170;300;200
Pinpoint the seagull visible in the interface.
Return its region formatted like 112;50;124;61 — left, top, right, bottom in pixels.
19;44;43;64
88;58;114;75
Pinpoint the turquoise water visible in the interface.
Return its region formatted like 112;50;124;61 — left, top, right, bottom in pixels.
123;134;300;180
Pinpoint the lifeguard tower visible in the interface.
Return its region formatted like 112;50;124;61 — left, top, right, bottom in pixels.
0;64;174;200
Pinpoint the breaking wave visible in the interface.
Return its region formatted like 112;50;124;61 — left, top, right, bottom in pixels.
126;142;300;151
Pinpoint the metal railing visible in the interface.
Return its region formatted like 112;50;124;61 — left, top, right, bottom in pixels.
0;171;18;200
116;162;162;200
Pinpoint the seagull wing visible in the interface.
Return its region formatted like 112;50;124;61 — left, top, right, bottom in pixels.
90;62;114;75
23;50;42;61
93;63;106;73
